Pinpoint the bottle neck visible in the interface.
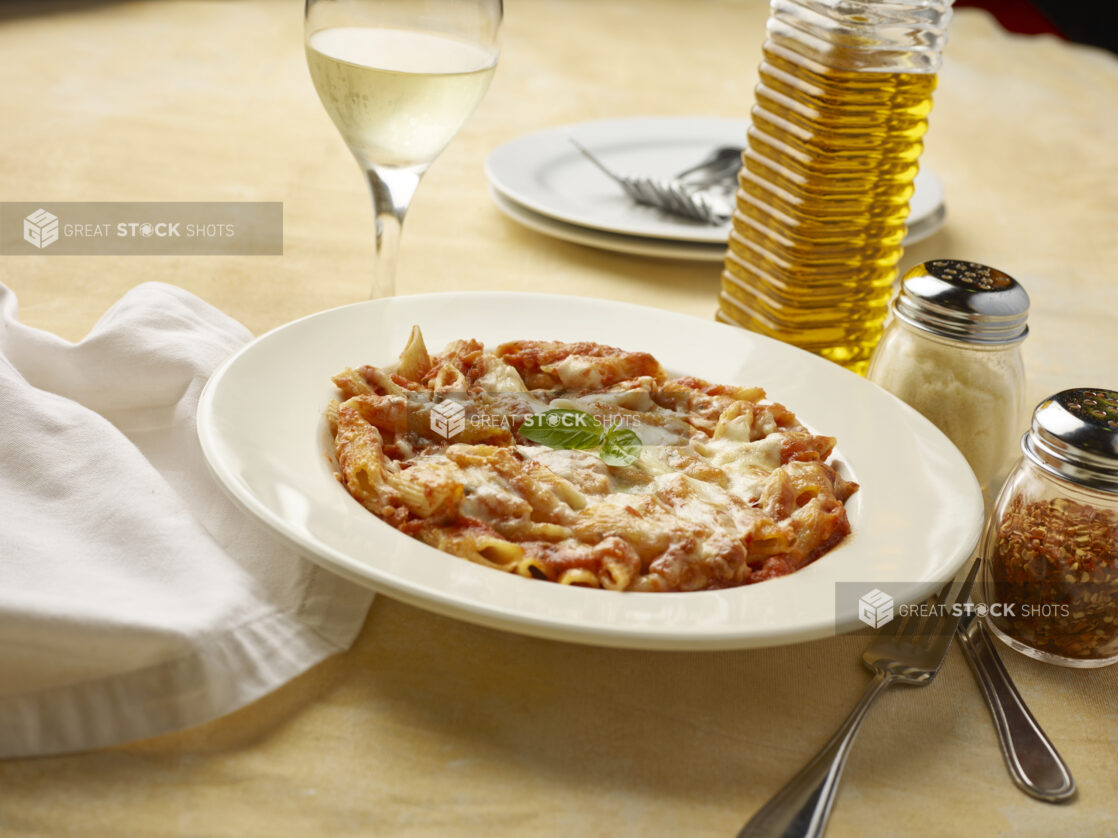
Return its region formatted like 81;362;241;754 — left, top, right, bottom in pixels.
768;0;952;75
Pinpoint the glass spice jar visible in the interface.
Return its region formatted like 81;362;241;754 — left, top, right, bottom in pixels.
983;388;1118;668
866;260;1029;506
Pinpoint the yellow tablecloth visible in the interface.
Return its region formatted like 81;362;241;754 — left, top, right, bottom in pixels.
2;1;1116;835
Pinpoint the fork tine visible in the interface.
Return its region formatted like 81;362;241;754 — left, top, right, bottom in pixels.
911;577;955;642
568;137;726;223
673;185;716;221
661;183;697;219
625;180;653;205
882;605;914;637
913;559;982;662
684;189;711;218
896;609;923;639
926;560;980;638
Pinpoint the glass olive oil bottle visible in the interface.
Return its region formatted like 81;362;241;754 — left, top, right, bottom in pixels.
718;1;951;375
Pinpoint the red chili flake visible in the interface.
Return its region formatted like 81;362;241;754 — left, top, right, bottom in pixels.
987;494;1118;660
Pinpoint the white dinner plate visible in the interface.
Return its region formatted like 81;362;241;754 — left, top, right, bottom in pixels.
485;116;946;245
197;293;982;651
490;185;946;262
489;185;727;261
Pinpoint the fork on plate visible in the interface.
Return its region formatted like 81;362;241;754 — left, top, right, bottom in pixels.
738;560;982;838
568;137;734;225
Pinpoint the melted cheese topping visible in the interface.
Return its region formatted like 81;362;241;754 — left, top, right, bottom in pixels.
330;333;857;592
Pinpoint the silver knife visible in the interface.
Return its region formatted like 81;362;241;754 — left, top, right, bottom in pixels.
955;562;1076;803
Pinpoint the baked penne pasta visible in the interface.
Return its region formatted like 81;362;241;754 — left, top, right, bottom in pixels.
329;329;858;592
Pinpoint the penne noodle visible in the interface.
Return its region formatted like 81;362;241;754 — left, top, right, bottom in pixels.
329;328;857;592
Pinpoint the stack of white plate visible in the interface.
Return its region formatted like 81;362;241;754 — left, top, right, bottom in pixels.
485;117;946;261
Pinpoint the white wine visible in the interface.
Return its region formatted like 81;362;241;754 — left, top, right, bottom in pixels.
307;27;497;168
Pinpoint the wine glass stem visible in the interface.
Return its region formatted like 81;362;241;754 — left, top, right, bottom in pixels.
365;165;422;299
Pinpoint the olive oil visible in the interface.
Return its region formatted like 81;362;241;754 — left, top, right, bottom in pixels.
719;41;939;375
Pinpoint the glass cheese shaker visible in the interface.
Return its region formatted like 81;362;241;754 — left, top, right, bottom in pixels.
983;389;1118;668
866;259;1029;505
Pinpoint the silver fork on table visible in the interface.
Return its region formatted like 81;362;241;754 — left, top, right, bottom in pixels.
568;137;733;224
739;559;981;838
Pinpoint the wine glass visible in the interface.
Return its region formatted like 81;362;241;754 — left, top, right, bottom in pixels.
305;0;502;298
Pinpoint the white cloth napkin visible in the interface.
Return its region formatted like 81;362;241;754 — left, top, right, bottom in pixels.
0;282;374;758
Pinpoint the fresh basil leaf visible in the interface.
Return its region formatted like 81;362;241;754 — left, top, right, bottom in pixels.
599;427;643;466
520;409;604;450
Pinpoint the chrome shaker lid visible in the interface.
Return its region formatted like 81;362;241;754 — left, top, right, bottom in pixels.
893;259;1030;344
1024;388;1118;492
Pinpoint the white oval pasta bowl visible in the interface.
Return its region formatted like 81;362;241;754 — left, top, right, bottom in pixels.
197;293;983;650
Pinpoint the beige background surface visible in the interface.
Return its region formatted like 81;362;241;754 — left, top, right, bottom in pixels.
2;1;1117;836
